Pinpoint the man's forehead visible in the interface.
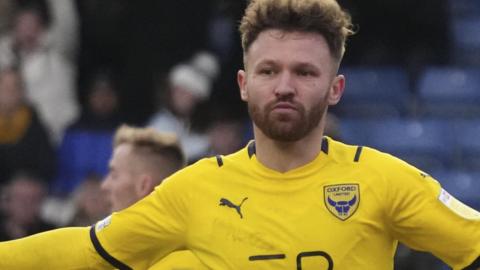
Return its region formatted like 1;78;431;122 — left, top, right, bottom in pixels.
111;144;135;166
245;29;333;68
264;29;326;40
249;29;327;50
114;143;135;155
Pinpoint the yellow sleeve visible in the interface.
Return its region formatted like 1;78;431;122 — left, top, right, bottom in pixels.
93;173;191;269
0;227;110;270
382;156;480;270
0;171;192;270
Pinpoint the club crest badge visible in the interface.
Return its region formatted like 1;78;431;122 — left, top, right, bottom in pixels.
324;184;360;221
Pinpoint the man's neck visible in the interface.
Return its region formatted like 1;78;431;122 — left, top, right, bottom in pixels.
253;128;324;173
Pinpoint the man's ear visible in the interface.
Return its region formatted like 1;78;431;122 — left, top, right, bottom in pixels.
328;74;345;105
237;70;248;102
136;174;154;198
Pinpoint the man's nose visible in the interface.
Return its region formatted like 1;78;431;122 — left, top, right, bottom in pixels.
274;71;296;97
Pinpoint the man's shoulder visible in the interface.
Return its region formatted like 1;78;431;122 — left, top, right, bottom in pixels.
328;137;416;172
190;144;251;169
327;137;430;194
167;145;250;182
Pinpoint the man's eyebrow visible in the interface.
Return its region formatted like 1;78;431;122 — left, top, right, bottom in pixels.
293;61;320;69
255;59;277;66
256;59;320;67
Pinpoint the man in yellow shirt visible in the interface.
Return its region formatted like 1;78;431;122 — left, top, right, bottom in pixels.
0;0;480;269
99;124;207;269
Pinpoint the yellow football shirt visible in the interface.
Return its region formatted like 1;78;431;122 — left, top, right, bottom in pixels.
150;250;208;270
91;137;480;269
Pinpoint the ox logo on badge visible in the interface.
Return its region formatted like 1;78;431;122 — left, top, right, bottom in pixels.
324;184;360;221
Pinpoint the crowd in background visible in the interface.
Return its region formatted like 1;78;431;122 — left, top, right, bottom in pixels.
0;0;476;269
0;0;249;240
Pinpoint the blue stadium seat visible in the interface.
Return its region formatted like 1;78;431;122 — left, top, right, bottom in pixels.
336;66;412;118
51;129;113;195
339;118;374;146
340;118;456;171
447;0;480;18
453;120;480;170
417;67;480;117
431;170;480;210
451;17;480;65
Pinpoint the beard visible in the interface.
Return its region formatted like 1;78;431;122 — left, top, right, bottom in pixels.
248;96;327;142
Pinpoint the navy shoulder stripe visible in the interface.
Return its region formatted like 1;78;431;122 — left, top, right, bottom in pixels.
463;256;480;270
248;141;256;158
354;146;363;162
216;155;223;167
321;137;329;154
89;226;132;270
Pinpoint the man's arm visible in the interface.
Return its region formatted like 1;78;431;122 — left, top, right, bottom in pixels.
0;172;192;270
0;227;110;270
46;0;79;58
383;161;480;269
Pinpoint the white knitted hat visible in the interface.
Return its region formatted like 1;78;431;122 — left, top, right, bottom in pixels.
191;51;220;80
169;64;211;100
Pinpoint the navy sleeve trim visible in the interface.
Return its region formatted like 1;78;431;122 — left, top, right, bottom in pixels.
321;137;329;154
89;226;132;270
463;256;480;270
353;146;363;162
216;155;224;167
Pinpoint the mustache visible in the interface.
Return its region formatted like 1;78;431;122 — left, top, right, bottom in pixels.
265;97;303;112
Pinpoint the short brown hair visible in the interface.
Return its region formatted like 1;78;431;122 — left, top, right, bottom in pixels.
113;125;185;178
239;0;354;61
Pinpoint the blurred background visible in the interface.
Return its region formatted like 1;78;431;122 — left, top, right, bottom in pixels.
0;0;479;269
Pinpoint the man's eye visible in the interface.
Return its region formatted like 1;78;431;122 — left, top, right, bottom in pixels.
260;69;275;75
298;70;314;77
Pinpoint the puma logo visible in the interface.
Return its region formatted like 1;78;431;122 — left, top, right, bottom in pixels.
219;197;248;219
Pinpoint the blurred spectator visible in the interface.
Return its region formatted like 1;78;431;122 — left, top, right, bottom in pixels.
190;106;247;163
51;70;121;195
68;174;109;226
207;0;247;122
0;67;55;184
0;0;79;143
69;69;122;131
207;0;244;63
149;51;219;162
206;118;245;157
0;172;56;241
76;0;213;125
